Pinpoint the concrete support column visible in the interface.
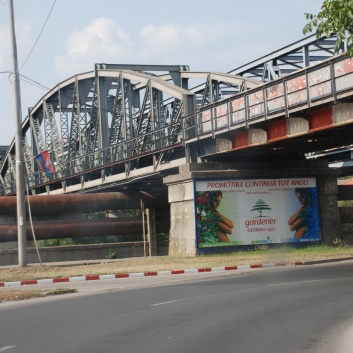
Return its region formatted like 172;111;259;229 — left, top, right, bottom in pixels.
167;179;196;256
185;144;199;163
146;208;157;256
318;175;341;245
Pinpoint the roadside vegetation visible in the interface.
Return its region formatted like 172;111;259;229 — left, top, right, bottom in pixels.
2;245;353;282
1;245;353;302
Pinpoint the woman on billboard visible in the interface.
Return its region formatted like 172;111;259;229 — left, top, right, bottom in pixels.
196;190;234;243
288;188;320;239
210;191;234;241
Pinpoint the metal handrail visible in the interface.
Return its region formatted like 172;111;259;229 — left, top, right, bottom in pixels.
183;54;353;142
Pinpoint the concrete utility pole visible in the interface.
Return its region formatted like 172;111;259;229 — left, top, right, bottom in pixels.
8;0;27;267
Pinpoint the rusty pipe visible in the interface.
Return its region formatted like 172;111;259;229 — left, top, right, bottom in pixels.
0;191;168;215
0;218;170;242
339;207;353;224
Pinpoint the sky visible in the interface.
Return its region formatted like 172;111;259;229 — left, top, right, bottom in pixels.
0;0;322;146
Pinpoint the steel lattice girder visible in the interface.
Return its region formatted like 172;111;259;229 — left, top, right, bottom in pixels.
0;66;289;195
228;34;342;81
1;34;341;195
1;65;261;194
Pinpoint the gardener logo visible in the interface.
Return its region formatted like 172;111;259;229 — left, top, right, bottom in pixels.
250;199;271;218
244;199;277;229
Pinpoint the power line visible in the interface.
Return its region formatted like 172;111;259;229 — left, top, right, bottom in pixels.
19;0;56;72
19;73;51;91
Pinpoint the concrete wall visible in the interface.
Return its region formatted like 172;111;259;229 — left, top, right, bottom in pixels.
0;241;169;266
168;180;196;256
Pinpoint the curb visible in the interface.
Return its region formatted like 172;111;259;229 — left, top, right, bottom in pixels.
299;256;353;265
0;261;305;288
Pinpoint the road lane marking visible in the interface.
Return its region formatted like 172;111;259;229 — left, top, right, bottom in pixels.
151;293;215;307
267;276;353;287
150;300;182;306
0;347;16;352
267;279;322;287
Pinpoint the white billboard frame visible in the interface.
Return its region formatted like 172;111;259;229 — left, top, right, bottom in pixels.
194;177;321;249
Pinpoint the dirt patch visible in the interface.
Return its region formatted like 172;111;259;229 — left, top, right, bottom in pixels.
0;288;77;302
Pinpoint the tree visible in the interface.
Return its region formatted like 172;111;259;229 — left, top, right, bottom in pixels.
303;0;353;57
251;199;271;218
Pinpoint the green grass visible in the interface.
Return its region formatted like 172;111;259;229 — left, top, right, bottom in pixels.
1;245;353;283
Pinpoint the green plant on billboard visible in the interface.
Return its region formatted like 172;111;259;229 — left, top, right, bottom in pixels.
195;191;220;243
251;199;272;218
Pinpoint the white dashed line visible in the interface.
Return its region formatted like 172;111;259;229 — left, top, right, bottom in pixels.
0;346;16;352
150;300;180;307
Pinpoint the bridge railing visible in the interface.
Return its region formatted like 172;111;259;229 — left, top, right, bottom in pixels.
0;121;185;195
183;54;353;142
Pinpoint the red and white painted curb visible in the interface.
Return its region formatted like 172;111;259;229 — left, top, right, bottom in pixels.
0;261;304;288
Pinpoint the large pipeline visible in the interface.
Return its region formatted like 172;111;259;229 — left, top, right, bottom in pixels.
0;218;170;242
0;192;168;215
339;207;353;224
338;185;353;201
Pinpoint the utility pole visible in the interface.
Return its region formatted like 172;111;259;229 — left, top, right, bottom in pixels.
8;0;27;267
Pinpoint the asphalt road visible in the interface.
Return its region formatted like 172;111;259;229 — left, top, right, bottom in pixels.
1;261;353;353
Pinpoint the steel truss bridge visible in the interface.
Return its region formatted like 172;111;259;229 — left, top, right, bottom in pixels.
1;34;352;197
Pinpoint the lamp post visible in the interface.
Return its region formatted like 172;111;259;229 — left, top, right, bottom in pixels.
8;0;27;267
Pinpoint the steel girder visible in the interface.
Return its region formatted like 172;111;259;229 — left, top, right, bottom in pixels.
229;34;343;82
44;101;64;167
3;65;256;194
2;33;338;195
99;69;196;175
22;135;34;188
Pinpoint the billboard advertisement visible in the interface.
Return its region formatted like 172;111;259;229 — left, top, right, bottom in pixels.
194;177;321;248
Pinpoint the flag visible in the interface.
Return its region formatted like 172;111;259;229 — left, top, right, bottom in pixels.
35;150;55;175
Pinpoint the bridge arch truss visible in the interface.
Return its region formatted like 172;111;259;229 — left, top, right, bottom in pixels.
0;64;258;195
